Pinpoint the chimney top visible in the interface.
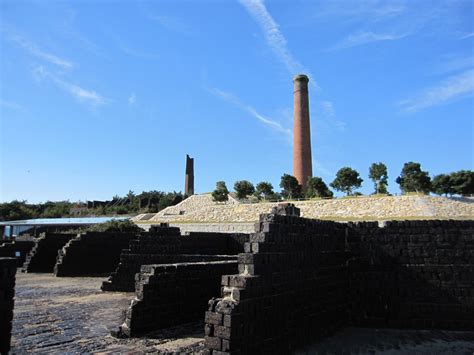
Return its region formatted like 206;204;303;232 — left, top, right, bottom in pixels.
293;74;309;82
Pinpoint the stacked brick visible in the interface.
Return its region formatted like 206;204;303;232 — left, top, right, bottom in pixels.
0;240;35;266
22;233;76;273
102;228;247;292
54;232;137;277
204;214;474;354
0;257;17;354
348;220;474;330
205;213;350;354
120;260;238;336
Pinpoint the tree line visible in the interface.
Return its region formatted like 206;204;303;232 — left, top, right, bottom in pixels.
0;190;183;222
212;162;473;202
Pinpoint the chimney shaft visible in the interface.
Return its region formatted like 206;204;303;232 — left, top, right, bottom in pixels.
293;74;312;190
185;154;194;196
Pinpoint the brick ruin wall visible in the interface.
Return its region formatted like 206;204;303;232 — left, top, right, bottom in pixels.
349;220;474;330
54;232;137;277
120;261;238;336
102;228;248;292
0;257;17;354
204;215;474;354
22;233;76;273
0;240;36;267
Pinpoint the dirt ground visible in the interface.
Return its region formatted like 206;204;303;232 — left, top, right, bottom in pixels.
11;273;205;354
11;273;474;354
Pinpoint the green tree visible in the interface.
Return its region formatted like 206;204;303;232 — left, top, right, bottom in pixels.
369;162;388;194
305;177;333;198
330;167;363;196
212;181;229;202
254;182;275;200
431;174;455;196
450;170;474;196
0;200;37;221
234;180;255;200
280;174;302;200
396;162;431;194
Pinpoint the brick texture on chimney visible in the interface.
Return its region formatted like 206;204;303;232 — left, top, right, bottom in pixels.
293;74;313;190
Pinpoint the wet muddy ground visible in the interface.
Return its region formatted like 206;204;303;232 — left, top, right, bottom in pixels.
11;273;474;354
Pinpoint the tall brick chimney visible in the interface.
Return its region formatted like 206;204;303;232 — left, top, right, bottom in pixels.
293;74;312;190
185;154;194;196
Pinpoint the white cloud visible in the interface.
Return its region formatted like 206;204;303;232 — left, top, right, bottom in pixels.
209;87;292;139
239;0;313;80
128;93;136;105
460;32;474;39
319;100;346;131
399;69;474;112
434;54;474;75
0;99;23;111
329;31;408;51
32;66;105;106
315;1;406;21
10;34;73;70
55;80;105;106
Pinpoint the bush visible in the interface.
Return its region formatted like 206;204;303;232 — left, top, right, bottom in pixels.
88;219;142;233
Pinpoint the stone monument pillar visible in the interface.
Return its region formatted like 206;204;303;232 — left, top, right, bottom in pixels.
185;154;194;196
293;74;312;190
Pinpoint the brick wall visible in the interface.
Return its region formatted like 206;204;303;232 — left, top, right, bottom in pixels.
0;241;36;267
348;220;474;330
22;233;76;273
205;214;350;354
102;229;248;292
54;232;137;277
204;215;474;354
0;257;17;354
119;260;238;337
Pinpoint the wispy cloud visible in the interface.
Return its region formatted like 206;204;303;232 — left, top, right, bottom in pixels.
239;0;313;81
315;1;406;21
329;31;408;51
148;15;190;34
399;69;474;112
209;87;292;139
319;101;346;131
33;65;106;107
9;34;73;70
0;99;24;111
460;32;474;39
434;54;474;75
128;93;136;105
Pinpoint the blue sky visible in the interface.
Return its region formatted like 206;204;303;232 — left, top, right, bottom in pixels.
1;0;473;203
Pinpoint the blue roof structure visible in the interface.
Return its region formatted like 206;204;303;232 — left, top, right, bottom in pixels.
0;216;130;226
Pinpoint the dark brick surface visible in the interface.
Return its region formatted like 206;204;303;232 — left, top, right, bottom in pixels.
102;229;247;292
22;233;76;273
0;241;35;267
0;257;17;354
54;232;137;277
205;214;474;354
120;260;238;337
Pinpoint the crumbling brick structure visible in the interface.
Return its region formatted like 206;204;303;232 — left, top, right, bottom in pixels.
0;257;17;354
204;211;474;354
102;227;247;292
120;260;238;336
185;154;194;196
0;240;35;267
54;232;137;277
22;233;76;273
